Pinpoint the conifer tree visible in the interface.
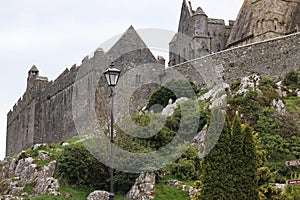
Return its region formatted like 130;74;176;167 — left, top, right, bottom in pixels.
197;114;233;200
231;115;246;199
242;125;259;199
194;114;259;200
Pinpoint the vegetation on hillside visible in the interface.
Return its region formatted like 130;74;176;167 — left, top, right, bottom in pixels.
2;71;300;199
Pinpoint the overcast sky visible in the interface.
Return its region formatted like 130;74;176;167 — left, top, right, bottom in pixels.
0;0;244;160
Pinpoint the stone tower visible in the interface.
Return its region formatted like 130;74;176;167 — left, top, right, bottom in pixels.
27;65;40;91
192;7;211;59
169;0;233;66
227;0;300;48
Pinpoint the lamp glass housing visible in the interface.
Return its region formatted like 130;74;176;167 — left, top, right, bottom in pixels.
104;67;121;87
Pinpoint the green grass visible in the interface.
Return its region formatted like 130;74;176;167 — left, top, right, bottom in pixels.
161;175;195;187
284;96;300;114
115;195;131;200
64;136;83;144
152;183;190;200
29;185;94;200
197;88;209;97
29;195;68;200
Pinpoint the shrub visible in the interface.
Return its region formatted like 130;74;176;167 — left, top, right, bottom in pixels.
169;146;201;180
55;143;137;194
147;80;199;112
283;70;300;88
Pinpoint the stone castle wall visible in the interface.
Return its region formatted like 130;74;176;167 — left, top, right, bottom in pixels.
171;32;300;87
5;49;112;157
6;77;48;157
6;28;300;158
6;25;159;157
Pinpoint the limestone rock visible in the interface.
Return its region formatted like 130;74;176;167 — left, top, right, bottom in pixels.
35;177;60;195
0;156;60;198
193;124;207;157
127;172;155;200
19;163;37;184
161;97;188;117
87;190;109;200
272;99;286;115
38;150;51;161
236;74;260;95
15;157;34;176
198;82;228;109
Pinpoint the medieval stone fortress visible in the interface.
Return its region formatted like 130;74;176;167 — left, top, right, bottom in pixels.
6;0;300;157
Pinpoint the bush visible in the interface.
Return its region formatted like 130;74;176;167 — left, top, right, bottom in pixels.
147;80;199;112
283;70;300;88
55;143;137;195
169;146;201;180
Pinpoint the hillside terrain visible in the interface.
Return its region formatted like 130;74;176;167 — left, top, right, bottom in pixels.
0;70;300;200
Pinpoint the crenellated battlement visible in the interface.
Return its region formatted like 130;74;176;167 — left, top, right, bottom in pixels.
6;26;158;157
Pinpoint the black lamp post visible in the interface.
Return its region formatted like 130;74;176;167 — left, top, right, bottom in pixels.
103;63;121;200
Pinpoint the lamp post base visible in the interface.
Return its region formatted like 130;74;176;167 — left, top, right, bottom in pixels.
109;192;115;200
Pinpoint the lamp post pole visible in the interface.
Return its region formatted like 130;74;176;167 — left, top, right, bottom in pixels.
109;87;114;200
103;63;121;200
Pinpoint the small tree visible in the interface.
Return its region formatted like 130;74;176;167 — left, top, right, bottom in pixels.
194;115;233;199
242;125;259;199
231;115;246;199
194;115;259;199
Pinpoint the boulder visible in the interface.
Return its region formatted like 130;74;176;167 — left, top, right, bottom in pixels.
127;172;155;200
87;190;109;200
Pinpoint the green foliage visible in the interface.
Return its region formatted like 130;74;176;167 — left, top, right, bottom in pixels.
284;96;300;115
30;196;70;200
230;78;241;93
259;76;278;91
257;167;286;200
283;70;300;88
194;115;259;200
242;125;259;199
168;146;202;180
258;132;300;178
116;100;207;152
171;158;196;180
231;116;259;199
228;90;262;125
29;185;94;200
56;143;109;189
194;116;234;200
284;174;300;200
147;80;199;112
197;88;209;97
153;183;190;200
256;108;282;136
259;135;288;176
55;143;137;195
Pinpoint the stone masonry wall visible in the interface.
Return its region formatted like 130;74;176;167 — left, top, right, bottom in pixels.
6;77;49;157
6;29;300;158
172;32;300;86
6;25;159;157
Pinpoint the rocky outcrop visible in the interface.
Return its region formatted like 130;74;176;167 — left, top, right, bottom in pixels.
127;172;155;200
272;99;286;115
161;97;189;117
87;190;109;200
0;150;60;199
